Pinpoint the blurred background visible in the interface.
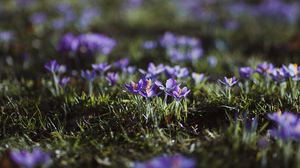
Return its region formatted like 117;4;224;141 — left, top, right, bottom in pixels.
0;0;300;74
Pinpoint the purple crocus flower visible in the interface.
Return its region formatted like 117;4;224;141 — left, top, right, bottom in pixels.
138;79;158;98
218;76;238;87
192;72;205;84
113;58;129;69
165;66;189;79
92;62;111;73
10;148;51;168
125;79;145;94
124;66;137;74
44;60;66;74
58;33;116;57
30;12;47;25
268;111;300;140
256;62;274;76
140;62;165;79
59;77;71;87
75;33;116;56
57;33;77;53
172;85;190;101
81;70;97;81
282;64;300;80
143;40;157;49
239;67;253;79
270;68;289;82
0;31;14;42
155;78;178;96
106;72;118;86
134;154;196;168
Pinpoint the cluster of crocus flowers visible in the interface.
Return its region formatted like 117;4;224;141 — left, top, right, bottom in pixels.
44;60;70;95
238;62;300;83
58;33;116;57
126;78;190;101
125;78;158;99
268;111;300;141
159;32;203;62
139;62;203;81
134;154;196;168
9;148;51;168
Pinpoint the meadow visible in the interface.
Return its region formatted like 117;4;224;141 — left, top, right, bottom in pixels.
1;0;300;167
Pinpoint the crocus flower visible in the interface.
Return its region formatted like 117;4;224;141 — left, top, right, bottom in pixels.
138;79;158;98
283;63;300;80
113;58;129;69
239;67;253;79
30;12;47;25
192;72;205;84
59;77;71;87
57;33;77;53
106;72;118;86
44;60;66;74
160;32;203;62
0;31;14;42
270;68;289;82
155;78;178;96
218;76;238;87
75;33;116;56
256;62;274;76
268;111;300;141
172;85;190;101
92;62;111;73
140;62;165;79
10;148;51;168
165;65;189;79
124;66;137;74
57;33;116;57
143;40;157;49
125;79;145;94
81;70;97;81
134;154;196;168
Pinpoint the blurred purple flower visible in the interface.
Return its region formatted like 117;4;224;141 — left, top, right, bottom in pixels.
140;62;165;79
160;32;203;62
134;154;196;168
143;40;157;49
57;33;77;53
192;72;205;84
106;72;118;86
124;66;137;74
270;68;289;82
10;148;51;168
207;56;218;67
219;76;238;87
59;77;71;87
0;31;14;42
30;12;47;25
114;58;129;69
92;62;111;73
79;7;100;29
58;33;116;56
268;111;300;140
239;67;253;79
256;62;274;76
81;70;97;81
165;65;189;79
44;60;66;74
